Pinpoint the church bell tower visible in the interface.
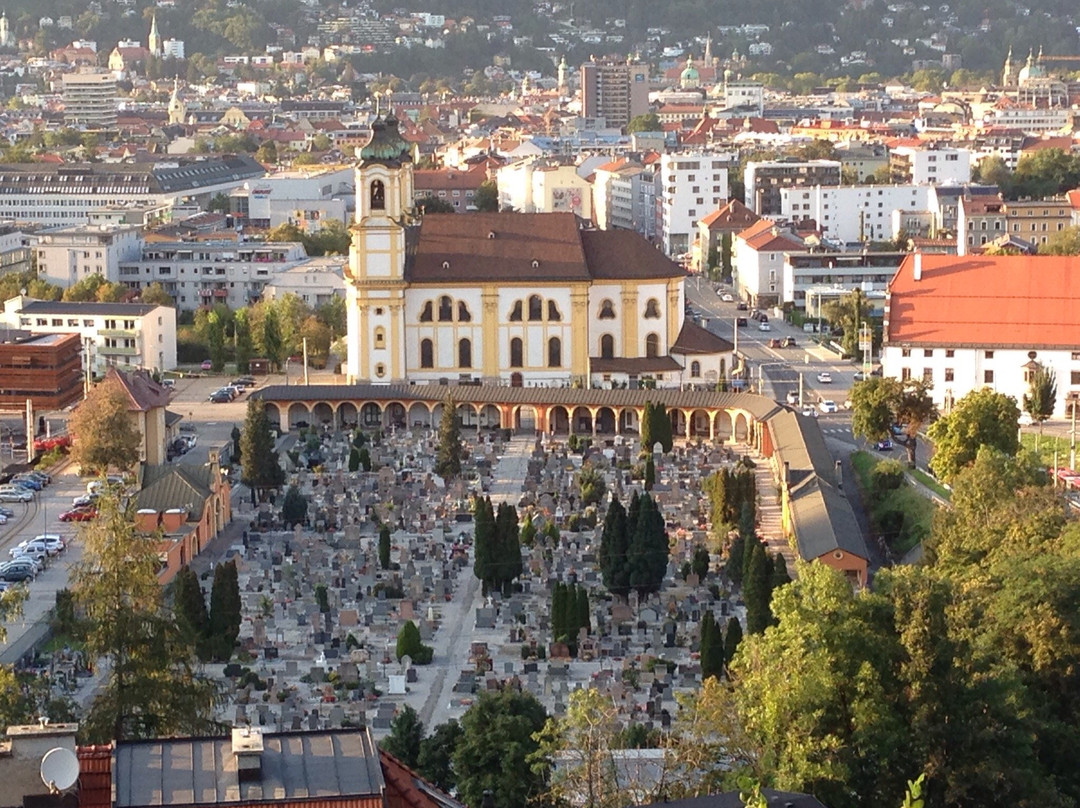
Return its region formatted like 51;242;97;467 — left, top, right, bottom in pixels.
345;107;415;383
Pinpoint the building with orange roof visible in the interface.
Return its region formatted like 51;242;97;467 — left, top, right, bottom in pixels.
733;219;805;307
690;199;760;273
883;253;1080;416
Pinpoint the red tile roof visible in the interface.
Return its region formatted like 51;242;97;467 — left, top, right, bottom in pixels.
380;750;463;808
698;198;760;232
106;368;171;412
78;745;113;808
887;254;1080;348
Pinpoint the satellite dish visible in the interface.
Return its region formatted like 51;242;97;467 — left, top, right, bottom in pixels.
40;747;80;793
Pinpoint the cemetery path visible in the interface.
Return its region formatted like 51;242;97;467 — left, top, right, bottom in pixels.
419;437;534;728
752;454;798;572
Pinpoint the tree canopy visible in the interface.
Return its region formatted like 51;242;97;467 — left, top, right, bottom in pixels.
70;376;143;473
851;376;936;467
927;388;1019;482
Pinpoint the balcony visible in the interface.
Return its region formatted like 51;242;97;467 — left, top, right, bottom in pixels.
98;328;136;338
212;289;228;298
99;344;139;356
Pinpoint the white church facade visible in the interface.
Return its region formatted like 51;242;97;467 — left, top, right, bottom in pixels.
344;114;733;389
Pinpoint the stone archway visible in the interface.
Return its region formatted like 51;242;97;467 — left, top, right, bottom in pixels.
713;410;733;444
549;405;570;434
360;402;382;427
689;408;711;438
515;405;537;433
595;407;617;434
478;404;501;429
456;402;477;428
263;403;281;432
385;402;407;428
734;411;751;442
571;406;592;434
287;402;311;430
407;402;429;428
312;402;334;426
337;401;357;430
669;409;687;440
620;408;638;434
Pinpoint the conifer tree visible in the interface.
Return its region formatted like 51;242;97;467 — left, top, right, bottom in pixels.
726;535;746;586
209;559;242;662
240;400;284;502
379;524;391;569
599;497;630;597
723;615;743;666
349;446;361;472
473;497;496;589
435;398;463;479
172;565;210;662
576;586;590;635
628;493;668;597
743;541;771;635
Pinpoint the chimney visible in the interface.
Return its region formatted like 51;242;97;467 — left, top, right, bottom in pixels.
231;726;264;782
5;723;78;761
783;461;790;487
161;508;187;532
913;252;922;281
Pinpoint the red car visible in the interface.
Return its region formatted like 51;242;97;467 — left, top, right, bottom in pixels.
58;507;97;522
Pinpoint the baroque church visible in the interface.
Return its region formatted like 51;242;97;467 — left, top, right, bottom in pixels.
344;114;733;389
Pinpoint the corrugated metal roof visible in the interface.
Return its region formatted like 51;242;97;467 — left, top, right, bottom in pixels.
251;383;780;420
136;464;213;519
114;729;384;808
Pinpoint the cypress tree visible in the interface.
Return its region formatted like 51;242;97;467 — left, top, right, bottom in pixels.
209;560;241;662
644;456;655;490
474;497;496;587
240;400;284;501
629;494;668;596
738;498;756;542
653;402;673;453
724;616;743;666
551;583;567;643
640;401;654;453
771;553;792;590
379;524;391;569
576;587;590;635
435;398;462;479
349;447;361;472
627;490;641;543
600;498;628;596
700;611;725;681
495;502;522;587
743;541;771;635
173;565;209;661
726;535;746;586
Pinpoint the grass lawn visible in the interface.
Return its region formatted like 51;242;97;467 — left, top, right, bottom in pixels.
851;450;936;556
1020;431;1076;469
910;467;951;502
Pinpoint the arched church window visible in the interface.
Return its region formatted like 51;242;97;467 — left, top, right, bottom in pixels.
600;334;614;359
458;338;472;368
419;301;433;322
548;337;562;368
458;301;472;322
547;300;561;321
598;299;616;319
420;339;433;368
438;296;453;322
645;332;660;358
528;295;543;321
510;337;523;368
644;298;661;319
509;301;523;321
370;180;385;211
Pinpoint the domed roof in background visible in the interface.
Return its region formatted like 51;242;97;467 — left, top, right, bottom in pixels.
359;112;413;165
680;54;700;88
1018;47;1046;82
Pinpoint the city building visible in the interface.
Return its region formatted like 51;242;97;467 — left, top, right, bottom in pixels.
783;251;905;312
889;145;972;185
496;157;592;219
117;240;309;311
719;79;765;117
579;57;650;130
733;219;804;308
882;253;1080;417
412;165;488;212
34;224;144;288
262;257;346;309
592;157;649;231
344;114;727;389
659;152;734;257
229;165;354;230
1;297;177;376
957;195;1072;254
743;159;842;216
0;331;83;411
0;157;266;227
61;69;117;128
0;226;34;277
690;199;760;274
780;184;933;244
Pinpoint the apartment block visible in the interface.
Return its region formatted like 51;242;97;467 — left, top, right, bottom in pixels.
659;152;734;257
61;69;117;128
744;159;841;216
580;57;650;130
35;225;144;289
780;184;933;244
889;145;971;185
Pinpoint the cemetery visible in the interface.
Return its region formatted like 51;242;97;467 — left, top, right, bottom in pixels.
200;409;794;738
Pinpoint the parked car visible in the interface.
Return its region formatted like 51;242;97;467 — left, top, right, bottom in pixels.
769;338;782;348
209;391;232;403
9;549;45;571
758;321;772;331
161;378;175;389
0;506;14;517
853;371;866;381
0;488;32;502
782;336;797;348
736;302;748;311
23;471;50;485
819;399;838;414
1018;412;1034;426
200;359;213;370
876;439;894;451
786;391;799;405
801;405;818;418
721;293;734;302
72;493;98;508
817;372;833;383
735;317;748;327
10;475;42;490
59;507;97;522
0;561;35;582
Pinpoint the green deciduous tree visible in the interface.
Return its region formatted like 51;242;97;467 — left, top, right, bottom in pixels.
140;282;174;307
1023;364;1057;450
396;620;434;664
416;194;456;213
382;704;424;767
436;398;463;479
240;400;285;501
578;462;607;505
259;305;285;369
234;309;253;373
454;689;548;808
851;376;937;467
1039;226;1080;255
626;112;661;133
72;492;220;741
70;376;143;473
927;388;1020;482
418;719;464;791
208;560;241;663
474;180;499;212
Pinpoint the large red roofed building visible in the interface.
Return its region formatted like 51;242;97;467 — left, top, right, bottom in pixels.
882;253;1080;416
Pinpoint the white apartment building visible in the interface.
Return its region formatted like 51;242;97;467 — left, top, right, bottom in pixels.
744;159;842;217
230;165;354;231
659;152;733;257
981;106;1071;134
592;158;648;231
117;240;309;312
721;80;764;116
261;258;345;309
733;219;805;308
883;253;1080;418
496;157;593;219
1;297;177;375
780;184;934;244
783;251;904;312
61;70;117;128
889;146;972;185
35;225;144;289
0;157;265;227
